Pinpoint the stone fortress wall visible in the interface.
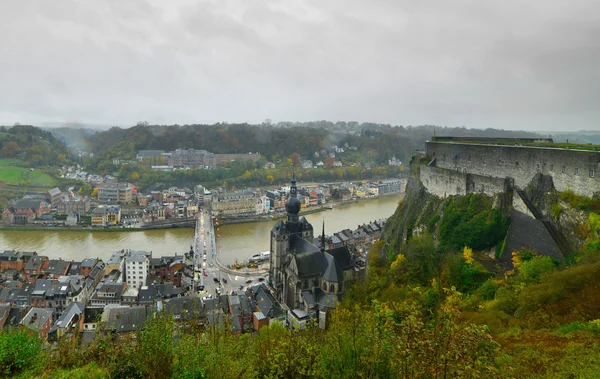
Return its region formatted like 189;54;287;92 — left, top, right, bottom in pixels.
421;137;600;198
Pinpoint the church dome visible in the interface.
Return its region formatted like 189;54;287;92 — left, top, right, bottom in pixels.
286;195;301;214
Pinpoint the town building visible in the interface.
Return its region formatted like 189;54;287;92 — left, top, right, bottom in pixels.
91;205;121;226
211;191;256;217
388;155;402;166
97;182;133;203
47;187;63;207
2;199;51;225
136;150;166;164
55;197;91;215
124;251;150;289
21;308;53;339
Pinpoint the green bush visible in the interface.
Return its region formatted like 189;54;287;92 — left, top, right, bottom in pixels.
560;190;600;213
518;256;558;284
0;328;45;376
427;214;440;233
551;203;563;218
477;278;499;301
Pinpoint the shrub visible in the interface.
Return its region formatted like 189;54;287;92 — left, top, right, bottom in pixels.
560;190;600;212
0;328;44;376
518;256;558;284
477;279;499;301
551;203;562;218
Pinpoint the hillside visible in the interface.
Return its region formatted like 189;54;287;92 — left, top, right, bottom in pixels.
0;125;75;208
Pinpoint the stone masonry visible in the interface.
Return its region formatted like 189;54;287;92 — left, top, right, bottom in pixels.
421;139;600;198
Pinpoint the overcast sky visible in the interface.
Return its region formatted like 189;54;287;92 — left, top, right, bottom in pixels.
1;0;599;131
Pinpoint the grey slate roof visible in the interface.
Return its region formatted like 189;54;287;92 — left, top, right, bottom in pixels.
81;258;97;268
321;253;343;282
0;250;20;261
13;199;45;209
25;256;47;271
104;306;150;333
7;307;23;327
67;261;81;275
164;297;204;319
45;259;70;276
290;234;324;278
254;284;284;319
55;302;85;328
48;187;62;197
21;308;52;332
328;246;353;270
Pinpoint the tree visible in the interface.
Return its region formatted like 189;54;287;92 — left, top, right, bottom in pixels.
290;152;301;167
463;246;474;265
2;141;20;157
325;156;334;168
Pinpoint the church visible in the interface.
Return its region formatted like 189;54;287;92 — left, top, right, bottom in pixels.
269;177;358;317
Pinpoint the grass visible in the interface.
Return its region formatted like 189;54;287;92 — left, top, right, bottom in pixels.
0;159;58;187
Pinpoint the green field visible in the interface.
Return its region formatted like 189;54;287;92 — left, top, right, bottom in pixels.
0;158;58;187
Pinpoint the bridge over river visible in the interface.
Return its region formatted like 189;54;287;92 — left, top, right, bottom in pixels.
189;210;268;295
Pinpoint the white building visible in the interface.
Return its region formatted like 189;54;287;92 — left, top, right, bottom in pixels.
255;196;271;215
389;155;402;166
125;251;150;289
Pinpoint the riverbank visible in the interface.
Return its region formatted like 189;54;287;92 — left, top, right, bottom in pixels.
0;194;404;233
0;196;401;263
0;225;146;233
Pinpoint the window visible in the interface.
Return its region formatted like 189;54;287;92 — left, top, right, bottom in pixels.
550;165;554;171
576;168;580;175
515;162;519;167
591;169;595;178
562;166;566;173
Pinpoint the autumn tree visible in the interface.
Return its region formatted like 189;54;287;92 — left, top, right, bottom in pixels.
290;152;301;167
2;141;20;157
325;156;334;168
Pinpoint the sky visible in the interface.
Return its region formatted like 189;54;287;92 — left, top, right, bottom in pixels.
0;0;599;131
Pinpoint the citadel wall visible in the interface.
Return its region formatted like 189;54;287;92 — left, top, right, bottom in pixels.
420;165;509;198
424;141;600;197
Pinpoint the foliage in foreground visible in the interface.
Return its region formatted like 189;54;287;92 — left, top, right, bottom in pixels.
6;290;500;379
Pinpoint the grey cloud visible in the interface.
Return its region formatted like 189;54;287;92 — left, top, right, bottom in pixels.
0;0;599;131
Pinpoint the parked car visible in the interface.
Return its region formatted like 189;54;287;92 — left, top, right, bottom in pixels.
246;279;253;284
222;278;228;284
203;269;208;276
258;277;265;282
197;285;205;291
213;277;220;283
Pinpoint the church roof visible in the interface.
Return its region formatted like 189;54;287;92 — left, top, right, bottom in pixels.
328;246;353;270
321;252;343;282
291;235;324;278
316;290;339;309
271;219;284;233
299;217;313;230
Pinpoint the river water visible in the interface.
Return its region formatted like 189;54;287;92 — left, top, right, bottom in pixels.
0;196;401;265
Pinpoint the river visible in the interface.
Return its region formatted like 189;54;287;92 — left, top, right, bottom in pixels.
0;196;401;265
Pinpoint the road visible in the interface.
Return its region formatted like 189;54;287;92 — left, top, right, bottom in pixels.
191;210;268;299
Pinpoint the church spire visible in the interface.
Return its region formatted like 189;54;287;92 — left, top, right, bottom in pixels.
321;220;326;252
286;175;300;223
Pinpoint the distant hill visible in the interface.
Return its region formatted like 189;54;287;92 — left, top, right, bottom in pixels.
65;122;544;164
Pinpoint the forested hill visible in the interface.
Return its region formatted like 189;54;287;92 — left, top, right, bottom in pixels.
75;122;542;163
0;124;71;166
